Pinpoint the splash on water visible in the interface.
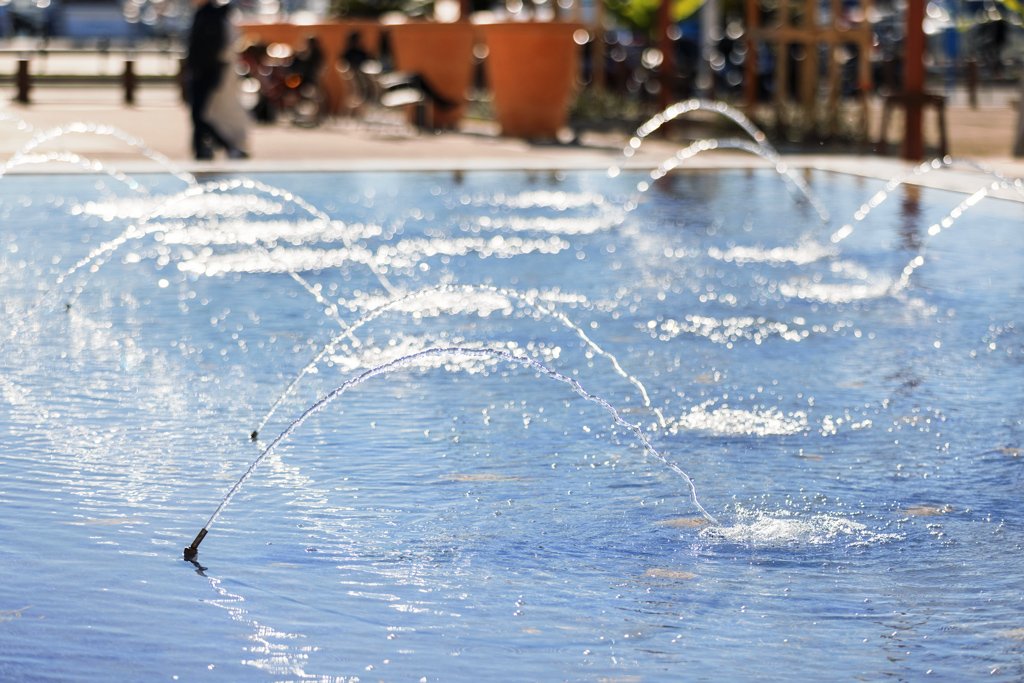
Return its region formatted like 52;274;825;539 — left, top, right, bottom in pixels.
475;213;622;235
649;315;810;345
77;193;289;224
177;234;571;276
707;240;835;266
700;508;903;547
777;277;894;304
777;258;894;304
324;334;563;375
667;402;809;437
484;189;608;210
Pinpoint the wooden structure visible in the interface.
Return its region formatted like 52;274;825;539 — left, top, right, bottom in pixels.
877;92;947;158
2;46;182;106
900;0;927;159
742;0;874;139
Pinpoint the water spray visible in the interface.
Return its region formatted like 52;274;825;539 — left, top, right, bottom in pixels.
830;156;1024;245
250;282;668;440
4;121;197;187
613;99;831;225
184;346;717;560
1;177;391;352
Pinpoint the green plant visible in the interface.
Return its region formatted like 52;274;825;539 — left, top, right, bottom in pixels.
604;0;705;34
569;87;644;124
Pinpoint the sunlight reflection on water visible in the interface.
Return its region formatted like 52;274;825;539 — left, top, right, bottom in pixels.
1;162;1022;681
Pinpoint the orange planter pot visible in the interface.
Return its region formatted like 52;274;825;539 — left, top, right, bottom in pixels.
481;22;581;139
387;22;476;130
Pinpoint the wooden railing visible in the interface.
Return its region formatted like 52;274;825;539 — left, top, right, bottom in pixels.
0;46;186;104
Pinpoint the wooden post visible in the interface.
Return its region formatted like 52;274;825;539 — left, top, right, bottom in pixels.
825;0;841;135
1014;63;1024;157
966;58;978;109
658;0;676;112
16;59;31;104
902;0;926;160
743;0;759;109
801;0;818;129
858;0;874;140
701;0;719;99
592;0;606;91
179;57;189;104
123;60;137;105
773;0;790;133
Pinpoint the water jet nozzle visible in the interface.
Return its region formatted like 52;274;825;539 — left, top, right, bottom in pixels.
183;527;208;561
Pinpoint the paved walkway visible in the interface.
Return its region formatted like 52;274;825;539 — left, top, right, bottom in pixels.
3;83;1024;201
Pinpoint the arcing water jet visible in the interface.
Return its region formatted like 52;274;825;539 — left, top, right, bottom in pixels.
184;346;717;560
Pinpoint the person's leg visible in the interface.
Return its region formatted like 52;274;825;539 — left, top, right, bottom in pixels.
409;74;454;110
191;74;236;158
190;77;217;159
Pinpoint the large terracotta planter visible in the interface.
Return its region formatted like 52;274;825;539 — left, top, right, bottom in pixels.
481;22;581;139
387;22;476;129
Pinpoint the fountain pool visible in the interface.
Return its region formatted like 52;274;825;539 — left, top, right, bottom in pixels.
1;163;1023;681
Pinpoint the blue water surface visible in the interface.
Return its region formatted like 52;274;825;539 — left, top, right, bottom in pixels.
0;167;1022;681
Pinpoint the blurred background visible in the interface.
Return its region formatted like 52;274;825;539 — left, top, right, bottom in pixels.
1;0;1022;155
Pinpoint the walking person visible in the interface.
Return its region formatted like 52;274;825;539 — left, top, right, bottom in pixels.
187;0;248;160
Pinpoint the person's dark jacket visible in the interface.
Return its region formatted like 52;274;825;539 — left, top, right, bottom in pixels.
187;1;229;84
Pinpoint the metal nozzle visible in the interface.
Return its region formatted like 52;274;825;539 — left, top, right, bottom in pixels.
183;527;208;561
